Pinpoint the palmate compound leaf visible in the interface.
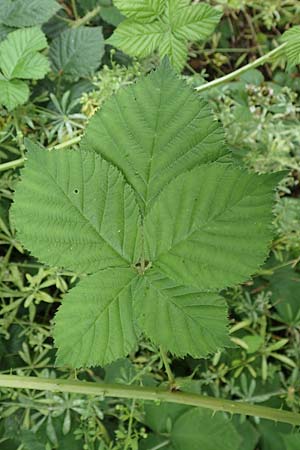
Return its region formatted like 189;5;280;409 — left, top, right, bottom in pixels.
11;141;140;273
144;164;283;290
12;64;281;367
81;59;229;214
108;0;221;71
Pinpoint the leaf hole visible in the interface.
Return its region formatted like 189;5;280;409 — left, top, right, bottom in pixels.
73;188;79;194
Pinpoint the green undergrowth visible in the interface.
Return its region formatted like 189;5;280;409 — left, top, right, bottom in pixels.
1;1;300;449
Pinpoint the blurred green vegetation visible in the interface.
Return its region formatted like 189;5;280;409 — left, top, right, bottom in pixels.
1;1;300;448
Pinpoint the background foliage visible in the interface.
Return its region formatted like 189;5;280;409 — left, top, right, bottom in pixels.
1;0;300;449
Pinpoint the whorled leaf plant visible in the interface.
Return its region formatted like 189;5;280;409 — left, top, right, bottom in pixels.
11;60;282;368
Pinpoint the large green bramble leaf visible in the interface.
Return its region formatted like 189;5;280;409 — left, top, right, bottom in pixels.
11;141;140;273
55;268;138;367
49;26;105;78
0;0;60;28
12;64;281;367
81;60;228;214
134;269;231;358
108;0;221;70
144;164;282;290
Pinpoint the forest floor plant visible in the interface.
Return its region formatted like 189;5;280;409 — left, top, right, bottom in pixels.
1;1;300;449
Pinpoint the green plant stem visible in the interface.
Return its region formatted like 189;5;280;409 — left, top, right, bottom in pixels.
71;5;101;28
0;137;82;172
151;440;171;450
195;42;287;93
0;157;25;172
51;136;82;149
0;375;299;425
124;399;136;450
71;0;79;20
160;346;175;386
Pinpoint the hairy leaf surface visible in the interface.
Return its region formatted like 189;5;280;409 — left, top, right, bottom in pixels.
49;26;104;78
282;26;300;68
114;0;164;20
0;0;60;27
55;268;138;367
145;164;282;290
0;27;49;79
109;0;221;70
0;78;29;110
134;269;230;357
11;64;281;367
81;61;228;213
0;27;49;109
11;141;140;273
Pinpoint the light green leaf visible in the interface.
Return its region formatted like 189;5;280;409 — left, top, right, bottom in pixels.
0;0;60;27
0;78;29;110
171;408;241;450
145;164;282;290
242;335;264;354
81;61;228;213
11;141;140;273
134;269;231;358
108;0;221;70
0;27;49;79
108;20;163;57
282;26;300;68
158;34;188;72
114;0;164;21
172;3;222;41
49;26;104;78
54;268;138;367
